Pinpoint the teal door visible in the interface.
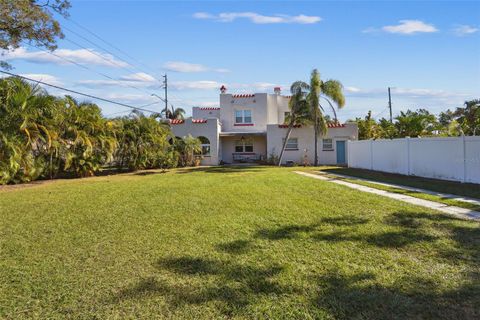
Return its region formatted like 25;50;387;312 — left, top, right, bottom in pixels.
336;141;346;164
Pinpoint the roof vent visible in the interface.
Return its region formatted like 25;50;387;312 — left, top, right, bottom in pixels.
274;87;281;95
220;85;227;94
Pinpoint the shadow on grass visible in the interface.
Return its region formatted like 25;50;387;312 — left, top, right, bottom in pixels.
175;166;264;174
313;272;479;319
216;239;253;255
132;171;166;176
255;224;318;240
115;211;479;318
116;256;291;316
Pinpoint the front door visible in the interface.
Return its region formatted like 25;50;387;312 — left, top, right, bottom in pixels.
336;141;346;164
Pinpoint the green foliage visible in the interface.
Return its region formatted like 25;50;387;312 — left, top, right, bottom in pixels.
0;0;71;69
0;77;194;184
353;100;479;140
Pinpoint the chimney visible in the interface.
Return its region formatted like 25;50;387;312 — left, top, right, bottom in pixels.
220;85;227;94
274;86;281;95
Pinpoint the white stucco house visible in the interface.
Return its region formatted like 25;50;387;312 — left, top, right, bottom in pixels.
170;86;358;165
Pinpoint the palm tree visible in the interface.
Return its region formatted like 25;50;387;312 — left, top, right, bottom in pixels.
163;106;186;120
277;82;310;166
307;69;345;166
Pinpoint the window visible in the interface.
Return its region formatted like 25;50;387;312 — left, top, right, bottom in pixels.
235;139;253;153
198;136;210;155
285;138;298;150
323;138;333;151
234;110;252;124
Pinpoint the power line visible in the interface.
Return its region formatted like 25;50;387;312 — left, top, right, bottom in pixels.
65;17;160;75
61;25;158;84
0;70;158;114
27;43;156;97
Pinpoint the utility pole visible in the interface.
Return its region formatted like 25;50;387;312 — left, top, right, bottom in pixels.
388;87;393;123
163;74;168;116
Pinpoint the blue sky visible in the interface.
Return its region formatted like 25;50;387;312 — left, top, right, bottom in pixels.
3;0;480;120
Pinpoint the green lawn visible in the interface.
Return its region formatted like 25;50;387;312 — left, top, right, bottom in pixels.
308;167;480;212
0;166;479;319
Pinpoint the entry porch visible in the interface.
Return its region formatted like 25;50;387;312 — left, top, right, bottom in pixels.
219;132;267;164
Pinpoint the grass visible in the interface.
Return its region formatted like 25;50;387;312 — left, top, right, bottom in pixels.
0;166;479;319
319;167;480;199
309;167;480;212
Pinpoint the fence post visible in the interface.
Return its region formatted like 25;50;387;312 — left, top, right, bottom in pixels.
462;135;467;183
406;137;410;176
370;139;374;170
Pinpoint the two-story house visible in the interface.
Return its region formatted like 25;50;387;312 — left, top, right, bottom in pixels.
170;86;358;165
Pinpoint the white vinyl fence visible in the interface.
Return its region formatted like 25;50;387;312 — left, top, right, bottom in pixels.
347;136;480;184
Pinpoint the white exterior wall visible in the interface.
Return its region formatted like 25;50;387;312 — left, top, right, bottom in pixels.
170;118;220;166
347;136;480;184
192;107;220;119
220;93;269;132
267;123;358;165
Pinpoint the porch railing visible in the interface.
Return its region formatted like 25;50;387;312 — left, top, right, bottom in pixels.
232;153;263;163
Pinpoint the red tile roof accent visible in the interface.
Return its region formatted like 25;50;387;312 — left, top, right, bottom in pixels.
327;123;346;128
232;94;255;98
169;119;208;125
199;107;220;110
278;124;302;128
278;123;346;128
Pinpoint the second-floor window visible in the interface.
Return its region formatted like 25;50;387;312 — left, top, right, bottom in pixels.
235;110;252;124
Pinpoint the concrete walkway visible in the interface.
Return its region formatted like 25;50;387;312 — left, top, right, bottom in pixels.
320;171;480;207
294;171;480;221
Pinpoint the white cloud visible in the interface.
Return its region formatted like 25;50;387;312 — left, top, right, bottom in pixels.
344;86;472;101
77;72;160;89
1;47;128;68
163;61;229;73
193;12;321;24
345;86;362;93
452;25;479;36
164;61;207;73
119;72;157;82
170;80;221;90
381;20;438;34
19;73;63;87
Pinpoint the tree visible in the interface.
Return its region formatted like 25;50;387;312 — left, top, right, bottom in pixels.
453;99;480;135
355;111;383;140
1;0;71;69
307;69;345;166
163;107;186;120
395;109;438;137
277;82;310;165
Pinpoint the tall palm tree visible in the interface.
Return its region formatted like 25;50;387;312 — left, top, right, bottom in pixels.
307;69;345;166
277;82;310;166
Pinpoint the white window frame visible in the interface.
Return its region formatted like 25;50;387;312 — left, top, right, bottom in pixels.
322;138;334;151
284;138;298;150
234;109;253;124
235;139;254;153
